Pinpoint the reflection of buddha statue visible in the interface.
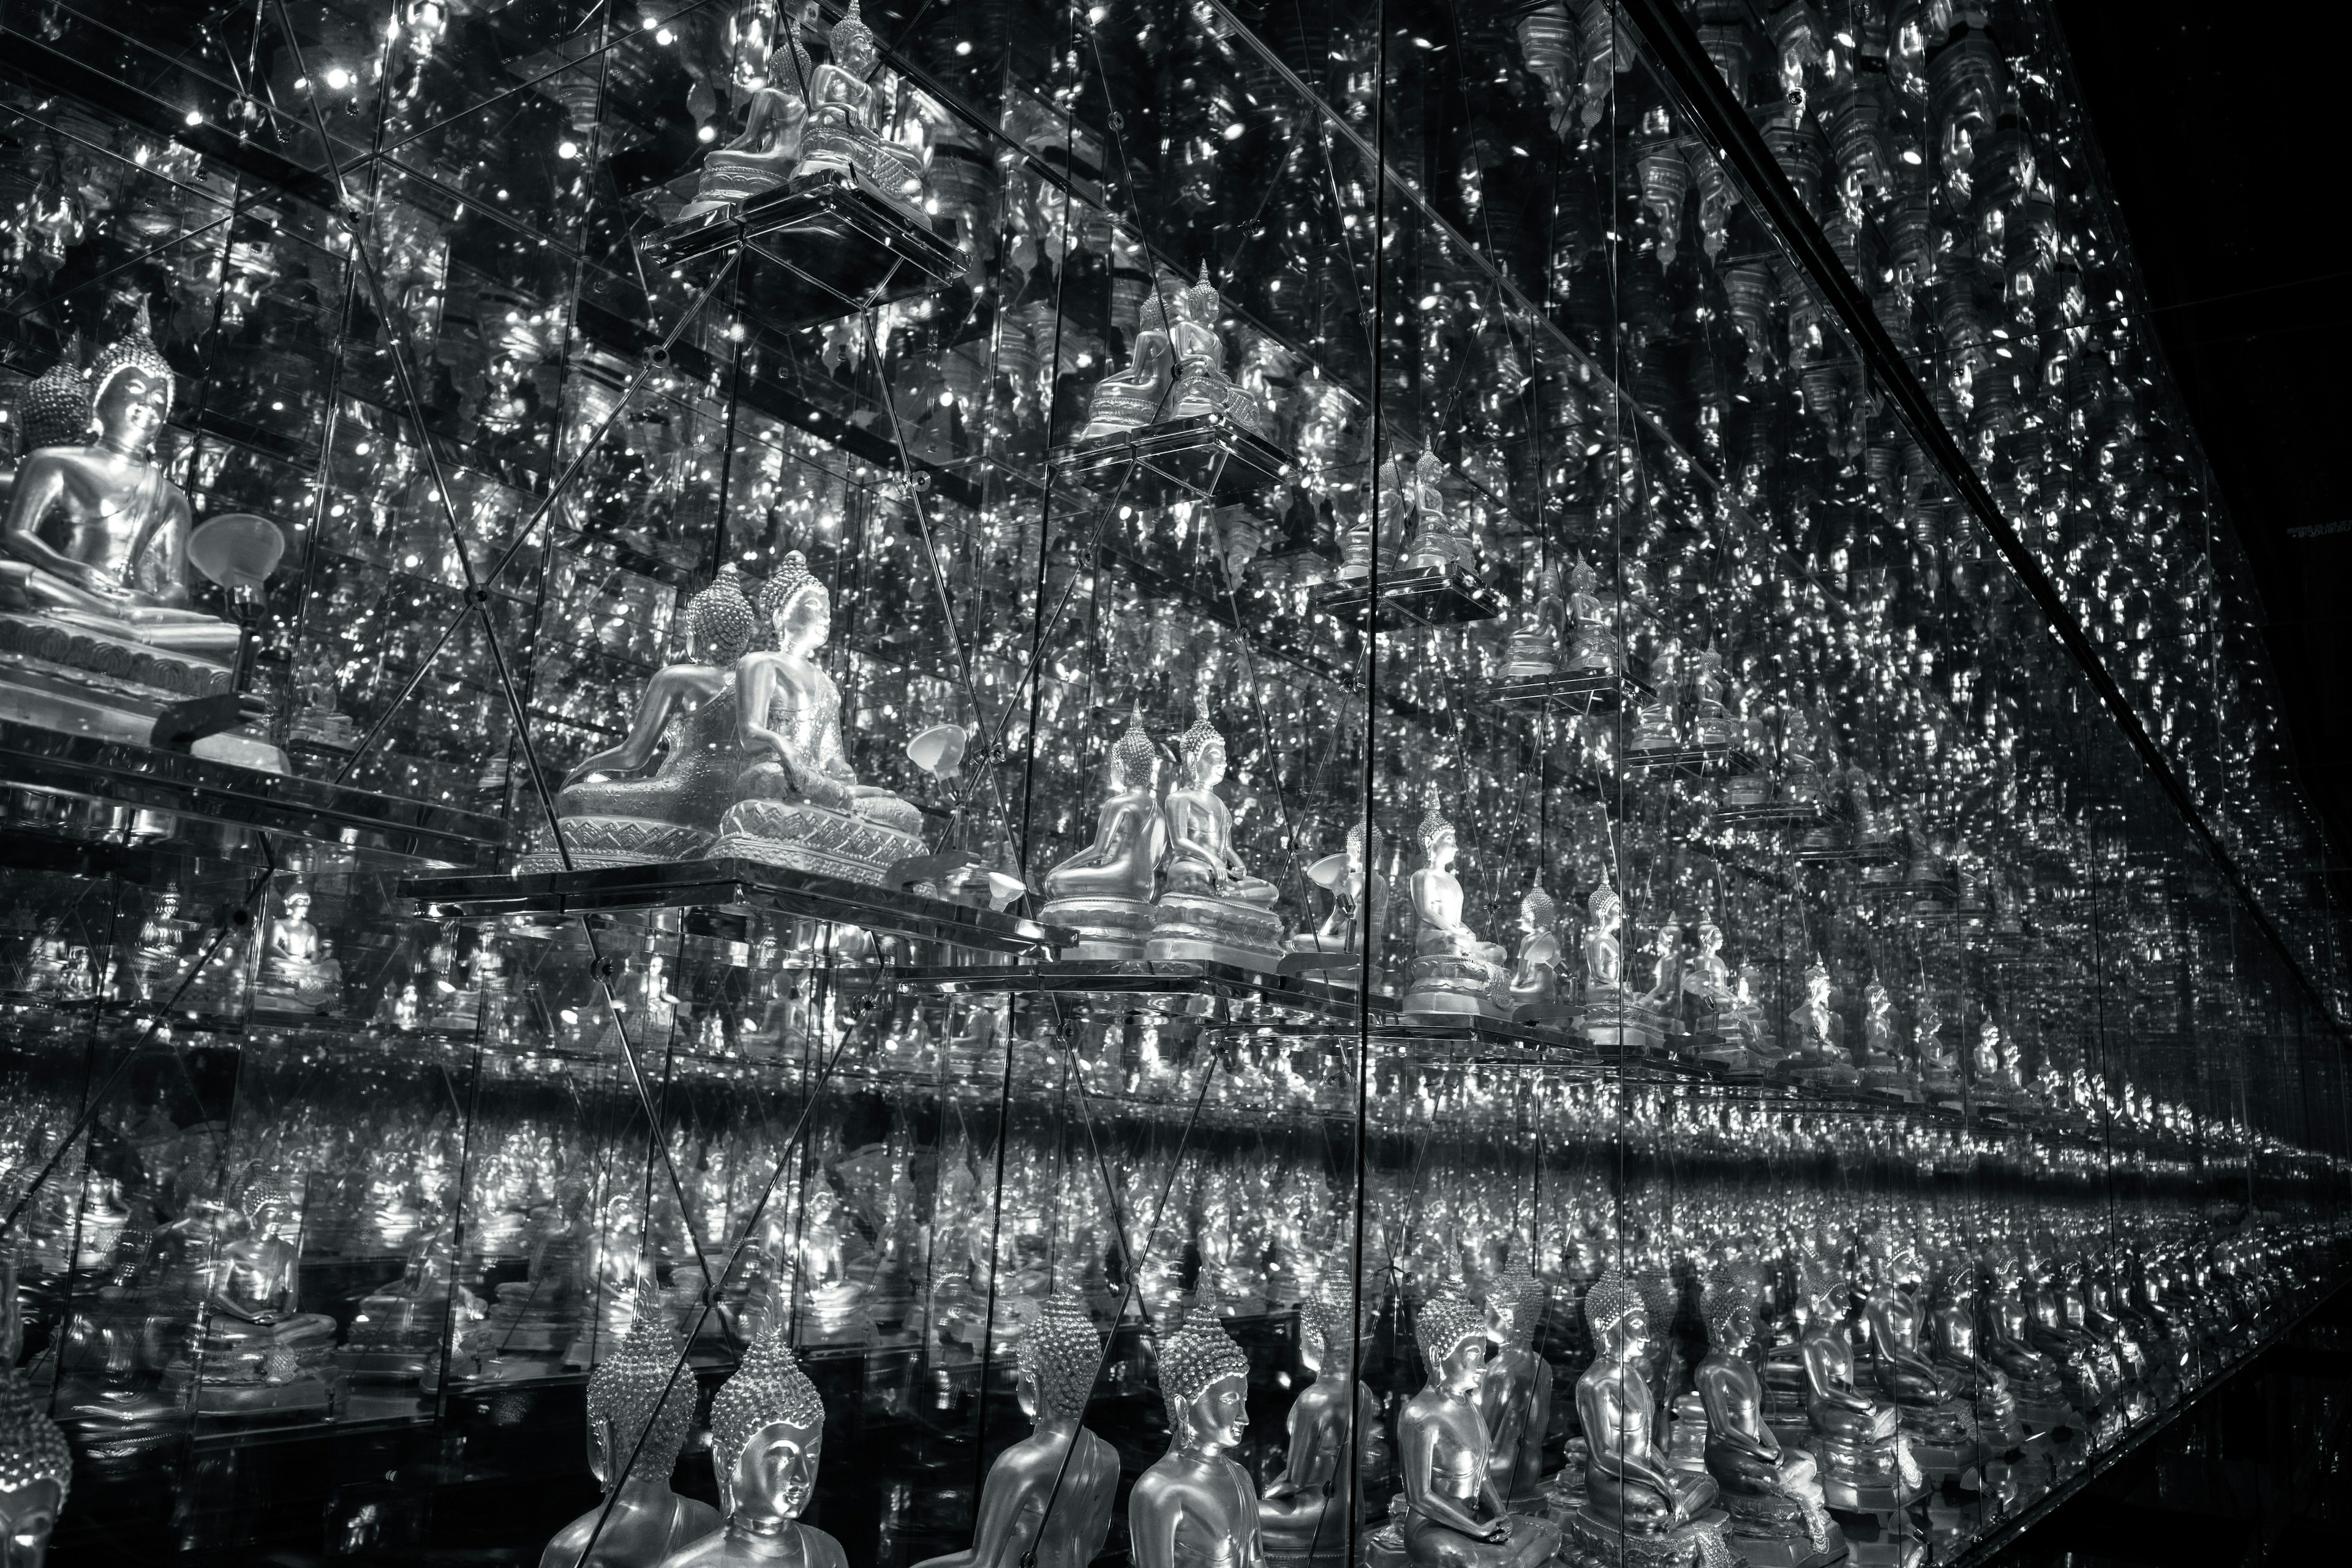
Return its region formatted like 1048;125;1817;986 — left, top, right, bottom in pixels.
1399;1295;1561;1568
1694;1272;1838;1568
0;1357;72;1568
1040;707;1166;957
1402;808;1508;1020
1913;996;1959;1099
1398;453;1476;575
1859;1239;1975;1481
1572;1273;1719;1555
1076;287;1177;442
1581;882;1623;996
1131;1314;1264;1568
1562;557;1619;676
1795;1256;1922;1512
545;1276;721;1568
1499;565;1562;676
1627;641;1681;757
1477;1262;1553;1513
1855;979;1910;1096
552;571;759;867
1926;1256;2022;1450
680;22;815;220
1687;645;1735;748
1145;706;1282;969
1781;957;1856;1086
1284;821;1387;972
913;1294;1115;1568
793;1184;868;1341
655;1310;843;1567
1506;887;1566;1021
1977;1256;2071;1431
715;553;926;881
1165;273;1262;435
183;1177;339;1415
1260;1289;1383;1568
1;313;254;657
256;882;342;1012
796;1;925;213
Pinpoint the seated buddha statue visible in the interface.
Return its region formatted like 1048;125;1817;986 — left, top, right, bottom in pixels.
545;1276;721;1568
658;1310;846;1568
1284;820;1387;974
1854;978;1913;1097
1694;1272;1840;1568
1;313;262;659
1498;564;1562;677
1781;957;1858;1087
1476;1261;1553;1513
1562;556;1621;676
0;1354;73;1568
1505;886;1567;1022
677;20;815;221
715;552;927;882
1039;707;1166;957
1145;706;1283;970
255;881;342;1012
1131;1314;1265;1568
1260;1289;1383;1568
1401;807;1508;1021
1627;641;1681;758
1076;285;1177;442
1400;1295;1561;1568
1977;1254;2073;1431
794;1;926;214
1914;996;1961;1101
1858;1238;1975;1480
1926;1253;2024;1450
180;1177;337;1415
1794;1254;1921;1512
1687;644;1736;748
1397;453;1476;575
1164;273;1264;437
1572;1271;1719;1555
552;570;760;867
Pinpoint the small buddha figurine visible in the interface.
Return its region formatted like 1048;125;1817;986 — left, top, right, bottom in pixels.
1780;957;1856;1086
1914;995;1959;1100
1562;557;1620;676
793;1183;868;1340
716;553;927;881
1145;706;1283;970
1477;1261;1553;1513
1397;453;1476;575
21;918;71;994
1076;285;1177;442
1398;1295;1561;1568
1581;882;1624;996
1687;645;1736;749
1401;807;1509;1021
1572;1271;1719;1550
544;1276;722;1568
1259;1289;1382;1568
656;1310;842;1568
1284;821;1389;973
1499;564;1562;677
1858;1238;1975;1483
1977;1254;2073;1431
1633;919;1681;1011
1694;1271;1839;1568
553;571;760;866
2;310;263;657
1506;886;1567;1022
678;18;816;220
1627;641;1681;758
1039;707;1166;957
128;889;190;997
1926;1253;2024;1452
1131;1314;1264;1568
213;1176;306;1325
0;1355;72;1568
1794;1255;1921;1512
1855;978;1912;1098
255;881;342;1011
189;1176;339;1414
794;0;926;212
1970;1020;2018;1109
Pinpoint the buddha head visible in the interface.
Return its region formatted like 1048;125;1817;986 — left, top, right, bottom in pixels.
1417;806;1457;871
1700;1265;1756;1353
1797;1252;1846;1316
1016;1292;1101;1425
88;311;173;458
279;884;312;925
1583;1268;1647;1361
1297;1286;1360;1376
1865;977;1890;1017
1417;1293;1487;1396
1517;885;1556;939
829;0;877;77
1344;819;1381;876
239;1175;297;1240
709;1308;824;1523
19;352;91;453
1110;706;1157;794
1803;955;1831;1008
687;570;759;665
1156;1312;1250;1455
1176;706;1227;790
759;552;831;657
0;1370;70;1568
584;1275;697;1492
1483;1259;1546;1352
1588;882;1623;935
1694;920;1722;958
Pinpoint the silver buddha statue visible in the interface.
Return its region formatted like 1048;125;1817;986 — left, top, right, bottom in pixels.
550;570;759;867
1562;557;1620;676
794;1;926;213
1694;1271;1839;1568
1780;957;1858;1087
254;881;342;1012
545;1274;720;1567
1569;1272;1721;1563
1144;706;1282;969
1283;821;1387;976
679;15;815;221
1687;645;1736;749
1859;1237;1976;1488
1855;979;1913;1099
1131;1314;1263;1568
654;1308;842;1568
1499;564;1563;677
1794;1254;1923;1514
1259;1289;1382;1568
1397;453;1476;575
1039;707;1166;957
1477;1261;1553;1513
1398;1295;1561;1568
1506;886;1568;1023
914;1294;1115;1568
1164;273;1264;437
1076;284;1177;442
178;1175;339;1416
1401;807;1508;1021
0;1247;72;1568
1627;641;1681;758
714;552;927;882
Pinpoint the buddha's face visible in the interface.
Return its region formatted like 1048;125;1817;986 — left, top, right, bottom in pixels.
1806;971;1830;1006
1603;1305;1649;1362
1425;826;1456;868
0;1477;61;1568
729;1415;821;1523
837;31;876;77
1189;739;1227;788
1436;1333;1486;1397
284;894;311;921
97;367;168;452
777;589;830;656
1183;1373;1248;1453
1721;1299;1756;1349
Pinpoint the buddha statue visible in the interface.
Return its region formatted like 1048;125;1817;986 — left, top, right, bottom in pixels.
1970;1021;2021;1110
1477;1261;1553;1514
1076;285;1177;442
551;571;760;867
254;881;342;1012
0;1365;71;1568
1581;881;1624;997
1926;1254;2024;1453
1039;707;1166;957
1131;1314;1263;1568
1401;807;1509;1021
1627;641;1681;758
1259;1289;1382;1568
1913;996;1959;1101
1397;453;1476;575
1855;979;1912;1098
793;1183;868;1341
178;1175;338;1415
679;20;815;221
1499;564;1562;676
911;1294;1113;1568
1781;957;1857;1087
544;1275;721;1568
1793;1254;1922;1513
1687;646;1736;749
1570;1271;1720;1562
1396;1295;1561;1568
1693;1272;1839;1568
1562;557;1620;676
655;1310;841;1568
1976;1255;2072;1433
1283;821;1388;976
794;0;925;213
1164;273;1264;437
714;552;927;882
2;312;263;660
1145;706;1283;970
1506;886;1567;1022
1858;1238;1975;1486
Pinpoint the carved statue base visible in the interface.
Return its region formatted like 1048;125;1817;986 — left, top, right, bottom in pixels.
712;798;927;885
1820;1510;1923;1568
1718;1490;1846;1568
1578;997;1670;1054
1812;1430;1926;1513
1405;1510;1562;1568
1144;890;1284;971
1403;953;1507;1021
166;1311;340;1419
1687;1022;1766;1078
1561;1505;1733;1568
253;962;342;1016
1036;893;1158;960
1779;1054;1863;1090
519;815;718;873
0;611;285;769
1896;1401;1978;1488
